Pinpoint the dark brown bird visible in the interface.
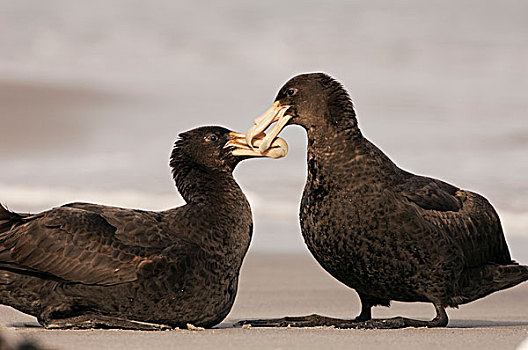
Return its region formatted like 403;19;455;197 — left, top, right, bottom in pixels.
0;126;287;330
240;73;528;328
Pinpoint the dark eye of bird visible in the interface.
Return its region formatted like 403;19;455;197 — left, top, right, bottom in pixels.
287;89;297;96
208;134;218;142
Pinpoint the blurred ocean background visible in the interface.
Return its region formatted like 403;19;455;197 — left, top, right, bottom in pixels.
1;0;527;262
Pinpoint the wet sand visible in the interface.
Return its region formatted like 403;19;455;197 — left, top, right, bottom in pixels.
1;253;527;350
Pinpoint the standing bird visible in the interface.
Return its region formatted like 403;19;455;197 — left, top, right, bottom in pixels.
240;73;528;328
0;126;288;330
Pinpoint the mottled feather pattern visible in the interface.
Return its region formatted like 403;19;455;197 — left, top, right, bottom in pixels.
0;207;141;285
281;73;527;320
0;127;253;329
301;102;522;307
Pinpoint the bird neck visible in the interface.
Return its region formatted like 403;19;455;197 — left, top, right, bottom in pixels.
171;160;243;205
170;159;252;264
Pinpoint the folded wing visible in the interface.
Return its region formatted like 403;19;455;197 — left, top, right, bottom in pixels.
0;207;147;285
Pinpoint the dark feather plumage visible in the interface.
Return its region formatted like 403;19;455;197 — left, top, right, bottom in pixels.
0;126;253;329
239;73;528;328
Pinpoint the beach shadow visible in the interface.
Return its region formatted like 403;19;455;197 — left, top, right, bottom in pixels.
222;319;528;330
215;321;238;329
7;319;526;330
6;322;42;328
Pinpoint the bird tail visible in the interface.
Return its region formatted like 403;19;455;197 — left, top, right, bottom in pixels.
451;263;528;306
0;204;27;233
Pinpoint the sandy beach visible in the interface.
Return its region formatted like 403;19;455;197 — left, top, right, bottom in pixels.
1;1;528;349
1;253;527;350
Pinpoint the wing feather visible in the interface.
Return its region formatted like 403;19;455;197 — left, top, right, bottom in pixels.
397;174;461;212
0;207;143;285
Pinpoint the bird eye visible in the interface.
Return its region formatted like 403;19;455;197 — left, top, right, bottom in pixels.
208;134;218;142
286;88;297;96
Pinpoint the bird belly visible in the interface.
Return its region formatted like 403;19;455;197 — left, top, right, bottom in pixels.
299;191;457;303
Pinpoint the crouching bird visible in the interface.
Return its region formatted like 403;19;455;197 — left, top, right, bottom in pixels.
0;126;288;330
239;73;528;329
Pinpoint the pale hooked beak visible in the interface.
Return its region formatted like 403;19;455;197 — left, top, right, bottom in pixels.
224;131;288;159
245;101;292;153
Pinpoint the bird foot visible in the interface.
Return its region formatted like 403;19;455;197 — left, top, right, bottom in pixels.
235;314;350;328
341;316;448;329
44;314;172;330
236;315;448;329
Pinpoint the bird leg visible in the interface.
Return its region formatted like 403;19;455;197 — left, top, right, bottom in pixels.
42;314;172;331
236;297;373;327
353;300;372;322
341;304;448;329
236;304;448;329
